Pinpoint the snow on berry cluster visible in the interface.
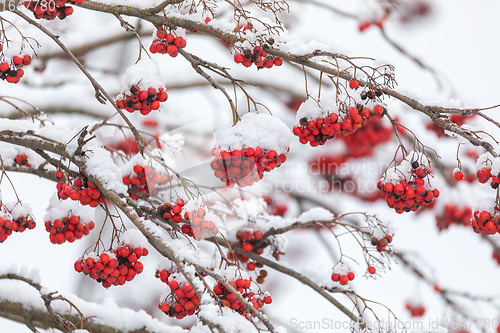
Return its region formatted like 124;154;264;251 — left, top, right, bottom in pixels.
233;45;283;69
157;199;218;240
378;155;439;214
23;0;82;20
475;154;500;188
74;244;148;288
0;203;36;242
292;98;385;147
211;112;292;187
156;269;201;319
406;302;426;317
44;199;95;244
435;203;472;231
0;53;31;84
115;60;167;115
331;264;356;286
471;197;500;235
212;278;272;316
150;28;186;57
56;173;103;207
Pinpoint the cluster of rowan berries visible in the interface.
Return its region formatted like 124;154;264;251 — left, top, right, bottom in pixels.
361;89;384;100
56;174;103;207
476;166;500;188
0;212;36;242
116;85;168;115
157;199;217;240
14;153;31;167
0;54;31;83
435;204;472;231
74;244;148;288
213;279;272;316
210;147;288;187
471;208;500;235
371;234;393;252
122;164;163;200
45;214;94;244
331;270;355;286
236;227;267;254
24;0;82;20
150;29;186;57
183;207;218;240
340;118;392;158
233;45;283;69
292;104;385;147
378;161;439;214
406;303;426;317
156;270;201;319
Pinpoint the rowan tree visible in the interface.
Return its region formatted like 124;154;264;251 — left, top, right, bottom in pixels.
0;0;499;332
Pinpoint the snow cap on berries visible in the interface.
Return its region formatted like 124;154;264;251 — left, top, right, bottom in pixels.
214;112;292;154
295;96;338;123
121;59;166;92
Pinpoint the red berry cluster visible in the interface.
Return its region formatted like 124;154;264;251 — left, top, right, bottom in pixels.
378;161;439;214
213;279;271;316
435;204;472;231
45;214;95;244
292;105;385;147
156;270;201;319
116;84;168;115
0;55;31;83
157;199;217;240
476;166;500;188
236;227;266;254
183;207;218;240
122;164;163;200
0;213;36;242
23;0;82;20
57;175;103;207
370;234;393;252
471;208;500;235
340;118;392;158
331;271;355;286
361;89;384;100
406;303;426;317
14;153;31;167
74;245;148;288
233;46;283;69
150;29;186;57
210;147;288;187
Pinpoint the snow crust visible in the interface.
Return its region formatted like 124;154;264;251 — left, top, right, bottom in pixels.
121;59;166;92
214;112;292;153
